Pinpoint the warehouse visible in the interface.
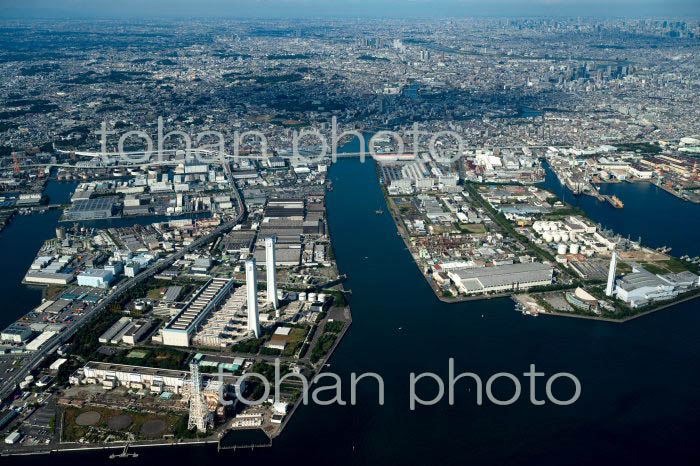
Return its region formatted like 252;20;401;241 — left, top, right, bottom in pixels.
448;262;553;295
1;324;33;343
98;317;132;344
26;330;57;352
24;271;75;285
77;268;114;288
64;197;117;221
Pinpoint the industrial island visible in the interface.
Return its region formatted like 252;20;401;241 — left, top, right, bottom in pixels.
0;155;351;455
372;141;700;322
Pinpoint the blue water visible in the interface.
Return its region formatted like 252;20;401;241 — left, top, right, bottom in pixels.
0;181;209;328
540;162;700;257
6;159;700;465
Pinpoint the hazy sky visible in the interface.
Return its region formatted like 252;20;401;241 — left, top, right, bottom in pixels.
2;0;699;19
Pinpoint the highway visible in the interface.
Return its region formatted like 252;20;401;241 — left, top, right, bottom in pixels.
0;164;246;401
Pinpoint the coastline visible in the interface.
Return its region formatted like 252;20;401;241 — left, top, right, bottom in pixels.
376;162;700;322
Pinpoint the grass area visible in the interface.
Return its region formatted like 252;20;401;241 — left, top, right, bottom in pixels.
617;261;633;274
310;333;337;363
99;347;189;370
281;327;309;357
323;320;345;333
231;337;265;354
639;261;669;275
457;223;486;233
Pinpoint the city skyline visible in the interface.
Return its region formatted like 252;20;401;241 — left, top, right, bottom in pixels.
3;0;700;19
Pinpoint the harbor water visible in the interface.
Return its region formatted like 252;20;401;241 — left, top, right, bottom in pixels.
4;159;700;465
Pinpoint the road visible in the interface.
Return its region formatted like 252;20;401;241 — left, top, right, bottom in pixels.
0;167;246;401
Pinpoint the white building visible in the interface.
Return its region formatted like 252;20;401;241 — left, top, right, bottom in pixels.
615;269;699;308
162;278;235;347
77;268;114;288
448;262;553;295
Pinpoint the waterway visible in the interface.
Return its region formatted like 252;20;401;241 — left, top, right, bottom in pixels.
7;159;700;465
540;162;700;258
0;181;210;329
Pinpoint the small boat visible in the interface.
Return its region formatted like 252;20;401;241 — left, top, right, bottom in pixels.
375;210;383;214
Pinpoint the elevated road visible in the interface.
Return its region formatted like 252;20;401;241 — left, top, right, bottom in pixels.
0;162;246;401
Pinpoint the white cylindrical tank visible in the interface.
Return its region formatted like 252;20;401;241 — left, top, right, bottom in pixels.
308;292;318;302
299;292;307;301
543;233;553;243
560;232;569;242
318;293;328;302
25;375;34;383
569;233;577;242
569;244;580;254
553;233;562;243
557;244;568;255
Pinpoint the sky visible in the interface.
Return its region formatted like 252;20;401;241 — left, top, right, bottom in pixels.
1;0;699;19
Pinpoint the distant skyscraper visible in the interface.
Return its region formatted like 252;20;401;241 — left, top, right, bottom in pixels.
606;251;617;296
245;259;260;337
265;237;279;310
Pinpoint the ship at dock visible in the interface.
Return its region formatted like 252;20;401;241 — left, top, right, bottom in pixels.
605;195;624;208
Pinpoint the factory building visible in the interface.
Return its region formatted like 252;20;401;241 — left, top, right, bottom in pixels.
64;197;117;221
77;268;114;288
162;278;235;347
98;317;132;343
1;324;33;343
245;259;261;338
448;262;554;295
615;269;699;308
70;361;244;405
121;319;152;345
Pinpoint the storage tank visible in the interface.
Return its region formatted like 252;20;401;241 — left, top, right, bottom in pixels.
553;233;562;243
569;233;577;242
318;293;328;302
308;292;318;302
569;244;580;254
557;244;568;255
543;233;553;243
298;292;307;301
559;232;569;242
